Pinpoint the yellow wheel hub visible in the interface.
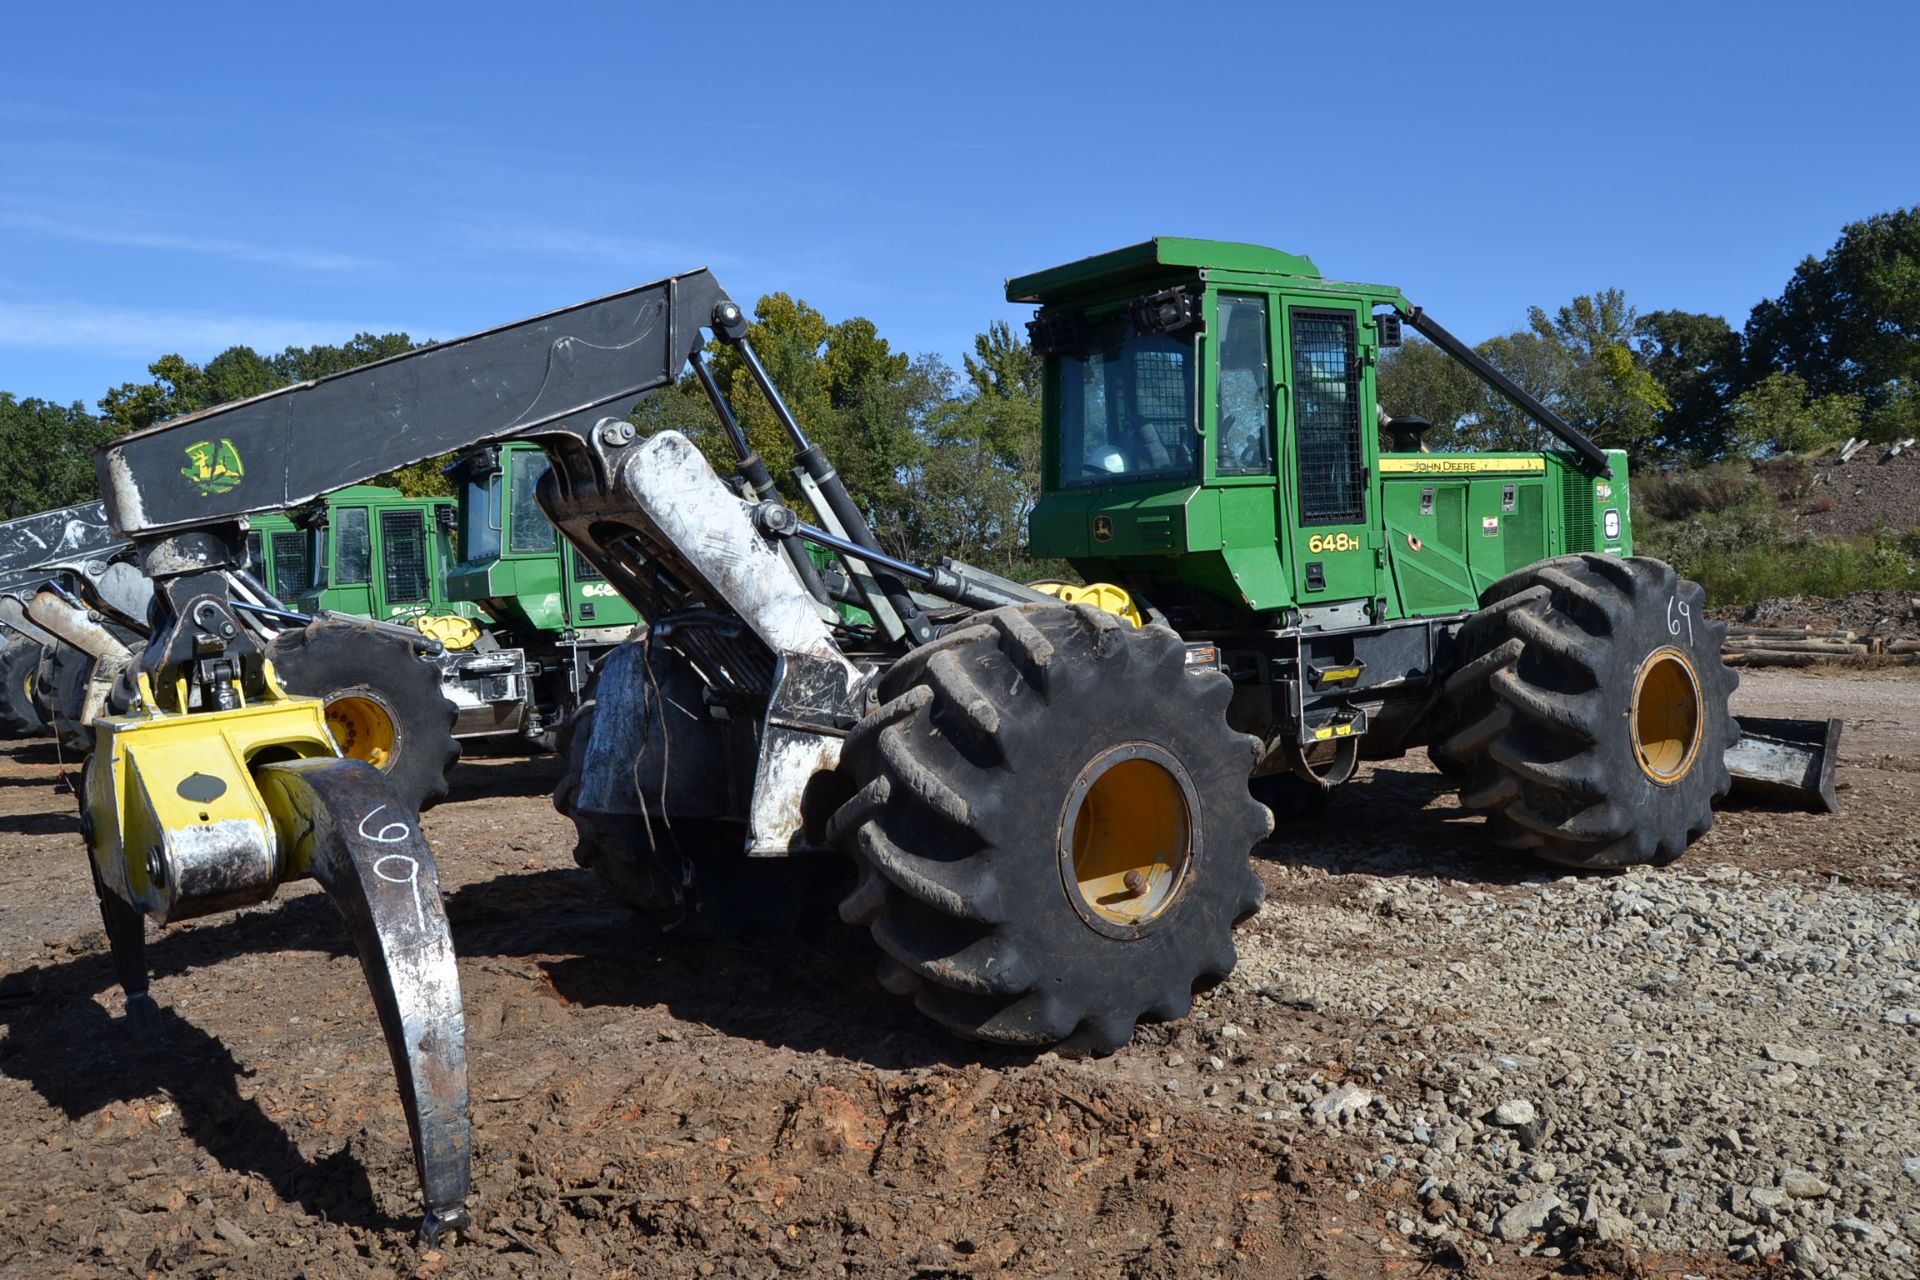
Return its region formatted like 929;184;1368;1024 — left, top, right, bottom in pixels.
1631;647;1703;785
1059;743;1197;936
324;692;399;772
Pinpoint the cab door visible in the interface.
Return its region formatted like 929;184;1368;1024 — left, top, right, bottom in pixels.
376;505;434;620
1280;300;1382;611
327;504;376;616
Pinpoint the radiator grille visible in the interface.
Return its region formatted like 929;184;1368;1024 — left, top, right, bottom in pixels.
572;548;605;582
1561;467;1596;552
381;510;430;603
1291;311;1364;526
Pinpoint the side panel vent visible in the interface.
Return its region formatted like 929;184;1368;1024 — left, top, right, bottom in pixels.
1562;468;1596;553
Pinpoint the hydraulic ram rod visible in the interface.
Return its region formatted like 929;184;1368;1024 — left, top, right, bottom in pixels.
788;521;1040;613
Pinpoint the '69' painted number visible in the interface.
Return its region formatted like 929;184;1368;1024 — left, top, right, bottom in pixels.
1666;595;1694;646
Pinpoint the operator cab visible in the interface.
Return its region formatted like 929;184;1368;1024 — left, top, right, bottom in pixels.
1020;238;1403;626
1018;238;1629;630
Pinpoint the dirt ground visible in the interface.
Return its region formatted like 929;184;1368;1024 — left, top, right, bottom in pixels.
0;668;1913;1279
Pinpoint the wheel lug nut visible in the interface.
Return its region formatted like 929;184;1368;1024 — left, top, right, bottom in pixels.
1123;870;1149;898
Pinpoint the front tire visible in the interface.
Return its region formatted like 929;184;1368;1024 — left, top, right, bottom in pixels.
832;605;1269;1052
1437;554;1737;868
268;620;461;813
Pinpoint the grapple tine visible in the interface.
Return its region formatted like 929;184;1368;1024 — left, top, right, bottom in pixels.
254;757;472;1244
85;855;159;1038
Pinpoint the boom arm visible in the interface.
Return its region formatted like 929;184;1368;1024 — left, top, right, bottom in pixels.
99;273;731;534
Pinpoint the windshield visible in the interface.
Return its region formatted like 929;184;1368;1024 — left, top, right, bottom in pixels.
1057;319;1197;488
508;453;558;554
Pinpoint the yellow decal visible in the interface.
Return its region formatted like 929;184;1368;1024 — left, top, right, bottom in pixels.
1379;456;1546;475
581;583;619;598
182;438;245;496
1092;515;1113;543
1307;532;1361;554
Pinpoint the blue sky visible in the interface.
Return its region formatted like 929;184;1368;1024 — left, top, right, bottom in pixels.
2;1;1915;409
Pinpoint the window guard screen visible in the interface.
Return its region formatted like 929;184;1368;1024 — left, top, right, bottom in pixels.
1057;320;1197;488
1291;310;1365;525
270;530;311;596
381;509;430;604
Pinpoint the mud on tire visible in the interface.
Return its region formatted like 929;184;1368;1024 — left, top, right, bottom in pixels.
1435;554;1738;868
831;604;1270;1053
268;620;461;813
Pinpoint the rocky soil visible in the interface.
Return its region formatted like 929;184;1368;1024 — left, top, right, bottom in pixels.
0;667;1915;1277
1792;442;1920;540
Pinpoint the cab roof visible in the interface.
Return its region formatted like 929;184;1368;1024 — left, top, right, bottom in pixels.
1005;237;1322;304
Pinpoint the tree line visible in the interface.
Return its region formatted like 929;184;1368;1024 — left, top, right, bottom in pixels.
1;206;1912;567
1379;207;1920;463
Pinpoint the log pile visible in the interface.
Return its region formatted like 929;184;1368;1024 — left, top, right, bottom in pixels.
1723;623;1920;668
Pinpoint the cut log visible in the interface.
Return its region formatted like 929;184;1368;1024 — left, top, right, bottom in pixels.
1730;651;1819;668
1725;640;1867;656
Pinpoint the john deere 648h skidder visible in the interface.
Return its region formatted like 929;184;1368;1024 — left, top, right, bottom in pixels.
73;239;1835;1238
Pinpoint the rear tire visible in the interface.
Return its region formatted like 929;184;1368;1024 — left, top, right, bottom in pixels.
268;620;460;813
1437;554;1736;868
555;644;848;938
0;640;46;738
831;605;1269;1052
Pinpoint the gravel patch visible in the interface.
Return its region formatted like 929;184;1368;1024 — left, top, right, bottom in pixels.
1195;859;1920;1276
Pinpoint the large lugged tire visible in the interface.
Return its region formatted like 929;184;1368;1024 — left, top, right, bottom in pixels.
1436;554;1737;868
268;620;461;813
0;640;46;738
831;604;1270;1053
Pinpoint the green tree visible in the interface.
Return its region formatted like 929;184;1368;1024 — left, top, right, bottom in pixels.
99;352;215;433
1745;207;1920;400
1375;337;1483;449
271;333;417;383
963;320;1041;400
95;334;448;494
0;394;115;517
1726;372;1862;456
1529;290;1669;456
1633;310;1743;461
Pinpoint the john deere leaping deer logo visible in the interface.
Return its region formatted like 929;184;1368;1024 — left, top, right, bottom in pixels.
182;439;245;496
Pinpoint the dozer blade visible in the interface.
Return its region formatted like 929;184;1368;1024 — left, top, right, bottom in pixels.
253;758;473;1244
1725;715;1843;813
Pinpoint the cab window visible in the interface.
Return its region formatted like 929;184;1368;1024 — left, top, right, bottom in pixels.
460;472;503;564
508;454;558;554
1215;295;1272;476
336;507;372;584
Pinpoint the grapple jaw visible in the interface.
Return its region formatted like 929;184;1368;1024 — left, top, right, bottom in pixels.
82;675;472;1241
